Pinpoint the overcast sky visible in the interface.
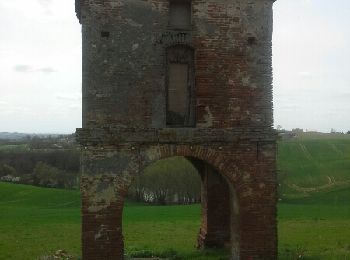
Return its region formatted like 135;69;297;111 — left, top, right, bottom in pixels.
0;0;349;133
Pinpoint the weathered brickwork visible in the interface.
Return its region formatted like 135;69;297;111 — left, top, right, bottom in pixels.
75;0;277;259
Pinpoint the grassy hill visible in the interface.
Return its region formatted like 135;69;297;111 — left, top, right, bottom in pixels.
278;133;350;198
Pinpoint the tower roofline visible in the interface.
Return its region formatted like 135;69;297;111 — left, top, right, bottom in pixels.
75;0;277;23
75;0;81;23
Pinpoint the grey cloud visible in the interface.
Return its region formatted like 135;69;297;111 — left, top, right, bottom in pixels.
14;65;32;72
14;65;56;73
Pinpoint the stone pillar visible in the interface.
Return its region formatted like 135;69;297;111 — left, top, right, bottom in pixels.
197;163;231;248
81;176;125;260
236;141;278;259
238;193;277;259
80;148;138;260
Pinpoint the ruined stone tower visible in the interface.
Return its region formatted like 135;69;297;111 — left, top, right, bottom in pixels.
75;0;277;259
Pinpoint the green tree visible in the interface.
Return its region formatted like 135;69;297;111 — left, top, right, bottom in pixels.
32;161;61;187
129;157;201;205
0;164;17;177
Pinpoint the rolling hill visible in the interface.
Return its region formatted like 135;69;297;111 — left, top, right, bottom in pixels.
278;133;350;199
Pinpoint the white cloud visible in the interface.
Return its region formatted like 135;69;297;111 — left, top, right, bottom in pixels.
68;104;82;110
273;0;350;132
55;93;81;101
37;0;54;15
297;71;312;79
37;67;56;73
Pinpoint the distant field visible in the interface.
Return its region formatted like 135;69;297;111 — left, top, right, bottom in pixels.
0;143;28;152
278;134;350;198
1;135;350;259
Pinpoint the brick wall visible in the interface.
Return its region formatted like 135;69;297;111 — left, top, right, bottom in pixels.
76;0;278;259
78;130;277;259
77;0;274;129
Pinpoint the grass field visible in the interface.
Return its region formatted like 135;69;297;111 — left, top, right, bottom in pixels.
0;135;350;259
278;134;350;199
1;182;349;259
277;135;350;259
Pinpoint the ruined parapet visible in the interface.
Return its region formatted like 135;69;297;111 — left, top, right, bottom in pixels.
76;0;278;259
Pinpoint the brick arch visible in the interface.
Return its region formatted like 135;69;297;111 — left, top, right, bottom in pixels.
79;141;277;260
138;144;242;258
140;144;246;196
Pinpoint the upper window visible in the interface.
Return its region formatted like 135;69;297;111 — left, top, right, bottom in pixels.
167;63;189;125
166;46;195;127
169;0;191;29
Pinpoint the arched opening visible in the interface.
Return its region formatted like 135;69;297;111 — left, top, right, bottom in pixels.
128;157;200;205
123;156;239;258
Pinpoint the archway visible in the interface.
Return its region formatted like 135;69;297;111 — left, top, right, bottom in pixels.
124;156;239;256
80;141;277;260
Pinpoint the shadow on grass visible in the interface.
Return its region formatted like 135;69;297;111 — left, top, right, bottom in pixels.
125;248;230;259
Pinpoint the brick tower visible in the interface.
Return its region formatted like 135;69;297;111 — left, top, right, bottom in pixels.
75;0;277;259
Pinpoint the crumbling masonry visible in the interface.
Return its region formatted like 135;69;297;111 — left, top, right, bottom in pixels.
75;0;277;259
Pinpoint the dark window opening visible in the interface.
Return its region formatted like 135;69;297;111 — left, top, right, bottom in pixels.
166;46;195;127
169;0;191;29
101;31;110;38
167;63;189;125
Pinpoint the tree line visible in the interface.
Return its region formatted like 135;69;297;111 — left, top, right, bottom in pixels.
0;149;80;189
128;157;201;205
0;137;201;204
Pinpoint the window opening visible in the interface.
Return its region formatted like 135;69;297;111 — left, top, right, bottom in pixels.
166;46;195;127
101;31;110;38
167;63;189;125
169;0;191;29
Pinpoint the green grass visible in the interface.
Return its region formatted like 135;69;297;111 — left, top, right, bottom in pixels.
278;186;350;259
278;136;350;197
1;182;349;259
0;182;81;260
276;135;350;258
0;182;229;260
